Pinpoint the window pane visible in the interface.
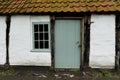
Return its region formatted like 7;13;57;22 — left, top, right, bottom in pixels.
34;33;38;40
44;24;48;32
34;24;38;32
33;23;50;50
45;41;49;48
40;41;44;48
39;24;43;32
39;33;43;40
44;33;49;40
34;41;39;49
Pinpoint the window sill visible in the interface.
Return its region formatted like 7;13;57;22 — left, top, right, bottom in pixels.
30;49;51;52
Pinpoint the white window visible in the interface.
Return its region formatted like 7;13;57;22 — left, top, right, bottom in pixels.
32;22;50;51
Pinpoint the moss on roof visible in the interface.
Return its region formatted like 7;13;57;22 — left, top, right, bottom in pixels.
0;0;120;14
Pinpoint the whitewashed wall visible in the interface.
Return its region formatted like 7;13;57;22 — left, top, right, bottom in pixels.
0;16;6;65
9;15;51;66
89;14;115;68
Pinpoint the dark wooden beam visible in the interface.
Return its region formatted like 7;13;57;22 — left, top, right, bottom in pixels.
50;15;55;70
83;14;91;67
5;15;11;69
115;13;120;70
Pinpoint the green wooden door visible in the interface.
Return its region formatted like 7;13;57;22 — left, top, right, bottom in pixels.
55;20;81;68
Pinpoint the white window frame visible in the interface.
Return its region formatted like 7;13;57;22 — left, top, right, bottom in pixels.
32;22;51;52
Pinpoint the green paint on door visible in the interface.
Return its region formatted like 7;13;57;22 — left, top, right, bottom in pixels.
55;20;81;69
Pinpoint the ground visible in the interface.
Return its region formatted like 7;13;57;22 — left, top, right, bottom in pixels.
0;66;120;80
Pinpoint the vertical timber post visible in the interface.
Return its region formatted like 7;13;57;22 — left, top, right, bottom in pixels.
116;14;120;70
5;15;11;68
83;14;91;69
50;15;55;70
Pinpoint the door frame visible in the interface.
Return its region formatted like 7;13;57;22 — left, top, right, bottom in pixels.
50;17;85;70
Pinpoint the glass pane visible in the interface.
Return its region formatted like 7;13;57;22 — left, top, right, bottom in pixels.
44;33;49;40
39;24;43;32
34;24;38;32
40;41;44;49
34;33;38;40
39;33;43;40
44;24;48;32
45;41;49;48
34;41;39;49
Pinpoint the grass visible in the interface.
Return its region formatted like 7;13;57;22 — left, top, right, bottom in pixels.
83;69;120;78
0;67;120;79
72;69;80;76
46;70;54;78
0;69;15;76
99;69;112;77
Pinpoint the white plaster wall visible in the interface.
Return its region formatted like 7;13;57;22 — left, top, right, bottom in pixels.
89;14;115;68
0;16;6;65
9;15;51;66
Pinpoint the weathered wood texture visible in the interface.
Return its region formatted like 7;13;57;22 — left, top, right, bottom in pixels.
5;15;11;67
116;14;120;70
83;15;90;67
50;16;55;69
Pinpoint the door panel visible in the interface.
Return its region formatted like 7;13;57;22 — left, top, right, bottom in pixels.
55;20;81;68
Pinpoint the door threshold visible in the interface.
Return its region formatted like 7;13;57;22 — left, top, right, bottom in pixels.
55;68;80;72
